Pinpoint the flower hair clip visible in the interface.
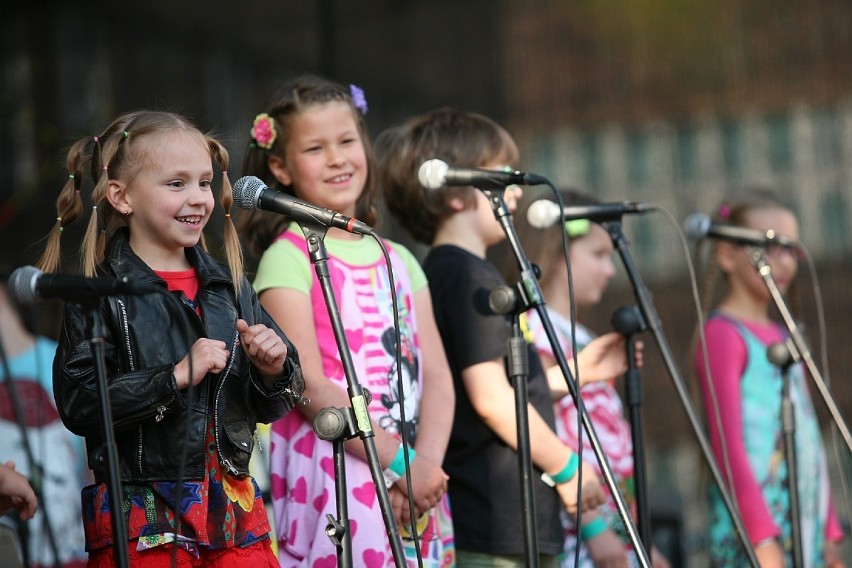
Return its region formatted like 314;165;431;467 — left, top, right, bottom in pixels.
251;113;278;150
349;84;368;115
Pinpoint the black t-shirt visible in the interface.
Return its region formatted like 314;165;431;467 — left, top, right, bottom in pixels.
423;244;563;555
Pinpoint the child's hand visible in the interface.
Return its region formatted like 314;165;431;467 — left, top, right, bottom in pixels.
236;319;289;380
0;461;37;521
555;461;606;516
393;455;448;518
175;339;230;389
586;524;629;567
576;332;643;387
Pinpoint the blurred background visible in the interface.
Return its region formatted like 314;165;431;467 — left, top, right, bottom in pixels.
2;1;850;565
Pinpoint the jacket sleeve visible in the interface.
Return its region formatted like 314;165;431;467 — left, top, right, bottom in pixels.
239;281;305;424
53;301;183;438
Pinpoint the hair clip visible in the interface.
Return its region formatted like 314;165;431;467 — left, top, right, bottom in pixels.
564;218;591;238
251;113;278;150
718;203;730;220
350;84;368;115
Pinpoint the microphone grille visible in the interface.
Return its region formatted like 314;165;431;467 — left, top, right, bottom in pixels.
232;176;265;211
526;199;560;229
8;265;41;306
418;159;449;190
682;212;711;240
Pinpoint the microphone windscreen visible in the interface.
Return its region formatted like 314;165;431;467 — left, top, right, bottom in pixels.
526;200;560;229
682;212;711;240
8;265;41;306
232;176;265;211
418;159;448;190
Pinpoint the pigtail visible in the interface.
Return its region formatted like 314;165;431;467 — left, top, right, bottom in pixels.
209;138;243;295
36;138;89;273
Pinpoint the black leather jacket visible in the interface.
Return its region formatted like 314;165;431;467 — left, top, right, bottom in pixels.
54;229;304;483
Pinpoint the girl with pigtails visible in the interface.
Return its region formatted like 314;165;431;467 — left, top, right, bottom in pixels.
41;110;304;567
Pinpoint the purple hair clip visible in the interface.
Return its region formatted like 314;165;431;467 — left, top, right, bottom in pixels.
718;203;730;219
349;84;368;115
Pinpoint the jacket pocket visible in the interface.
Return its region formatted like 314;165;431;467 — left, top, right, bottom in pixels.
223;417;254;458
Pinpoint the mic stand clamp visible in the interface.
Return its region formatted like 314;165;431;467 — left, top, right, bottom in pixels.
312;389;373;567
480;188;651;568
297;222;407;568
610;306;651;549
748;249;852;454
80;299;130;568
599;218;759;566
767;342;804;567
489;282;540;567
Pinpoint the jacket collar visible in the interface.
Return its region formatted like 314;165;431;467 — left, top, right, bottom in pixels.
104;228;233;288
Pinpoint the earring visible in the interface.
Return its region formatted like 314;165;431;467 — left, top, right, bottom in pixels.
123;210;131;216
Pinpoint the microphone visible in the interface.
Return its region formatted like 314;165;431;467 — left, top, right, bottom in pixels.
232;176;373;236
526;199;654;229
7;265;162;306
682;212;798;248
417;159;548;190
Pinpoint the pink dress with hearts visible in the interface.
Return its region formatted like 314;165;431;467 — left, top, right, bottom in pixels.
255;227;454;568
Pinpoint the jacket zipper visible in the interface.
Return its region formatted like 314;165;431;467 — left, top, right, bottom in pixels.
215;329;240;476
118;299;175;472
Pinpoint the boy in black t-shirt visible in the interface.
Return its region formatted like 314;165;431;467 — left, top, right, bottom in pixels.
377;108;607;566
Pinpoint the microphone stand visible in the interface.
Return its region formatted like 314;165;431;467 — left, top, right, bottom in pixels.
0;333;62;568
489;284;540;566
747;248;852;454
598;218;759;567
610;306;651;548
480;188;651;568
296;222;406;568
81;298;129;568
767;341;804;568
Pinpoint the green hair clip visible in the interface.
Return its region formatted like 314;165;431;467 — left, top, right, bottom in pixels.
564;218;591;238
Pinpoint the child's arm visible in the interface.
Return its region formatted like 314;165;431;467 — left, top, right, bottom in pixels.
462;358;606;514
393;286;453;518
260;287;445;499
544;332;634;399
696;318;779;544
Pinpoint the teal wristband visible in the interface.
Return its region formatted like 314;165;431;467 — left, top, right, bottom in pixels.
387;443;416;477
580;516;608;541
550;453;579;484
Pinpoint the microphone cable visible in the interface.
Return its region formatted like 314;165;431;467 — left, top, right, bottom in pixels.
373;233;424;567
796;243;851;529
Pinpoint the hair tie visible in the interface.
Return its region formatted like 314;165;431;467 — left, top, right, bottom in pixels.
68;174;75;179
93;136;99;143
123;131;129;138
92;205;98;211
224;212;231;218
56;216;62;223
718;203;730;219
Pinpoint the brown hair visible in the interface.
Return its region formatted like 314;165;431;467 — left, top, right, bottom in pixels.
35;110;244;292
697;189;798;313
238;75;380;257
376;107;520;245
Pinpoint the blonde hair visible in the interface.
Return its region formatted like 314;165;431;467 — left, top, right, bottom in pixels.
36;110;245;293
